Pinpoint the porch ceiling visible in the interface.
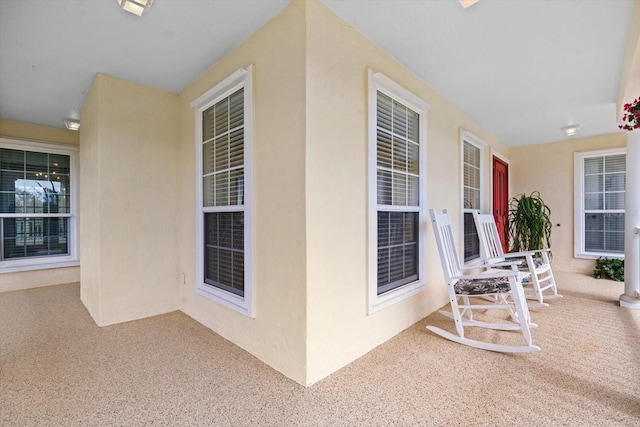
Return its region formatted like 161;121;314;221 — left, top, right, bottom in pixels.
0;0;636;147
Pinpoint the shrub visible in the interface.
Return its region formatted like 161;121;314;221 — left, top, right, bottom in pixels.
593;257;624;282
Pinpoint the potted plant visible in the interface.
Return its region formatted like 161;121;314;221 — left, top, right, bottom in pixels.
618;96;640;131
507;191;552;253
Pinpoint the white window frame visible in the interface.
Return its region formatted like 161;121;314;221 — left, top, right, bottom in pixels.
367;69;429;314
460;130;485;265
0;138;79;273
191;66;254;317
574;147;626;259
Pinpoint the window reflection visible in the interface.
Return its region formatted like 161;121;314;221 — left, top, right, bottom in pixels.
0;148;72;260
14;178;68;214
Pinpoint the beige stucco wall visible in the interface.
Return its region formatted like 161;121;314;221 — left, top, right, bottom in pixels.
0;264;80;293
80;74;180;326
177;0;308;384
303;0;510;384
79;78;101;319
509;133;627;273
0;119;80;292
0;119;79;147
177;0;510;386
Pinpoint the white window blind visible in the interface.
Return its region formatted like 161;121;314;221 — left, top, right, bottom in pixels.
463;141;481;210
375;92;420;295
462;138;482;262
574;148;625;258
202;88;245;296
202;89;245;208
376;92;420;208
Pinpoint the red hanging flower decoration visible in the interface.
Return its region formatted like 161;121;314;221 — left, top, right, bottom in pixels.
619;96;640;131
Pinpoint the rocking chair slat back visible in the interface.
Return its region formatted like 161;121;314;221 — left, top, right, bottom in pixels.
431;209;462;283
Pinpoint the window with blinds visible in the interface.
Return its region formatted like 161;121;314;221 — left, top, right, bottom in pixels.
0;147;71;261
0;139;77;271
462;139;481;262
201;88;245;296
583;153;625;254
194;66;253;316
574;148;626;258
368;70;427;313
375;91;421;295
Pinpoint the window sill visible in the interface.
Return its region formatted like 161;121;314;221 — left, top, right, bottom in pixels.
575;252;624;260
196;283;254;318
0;259;80;274
369;280;426;314
463;257;483;267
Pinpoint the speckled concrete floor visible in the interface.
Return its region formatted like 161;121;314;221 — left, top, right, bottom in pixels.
1;271;639;426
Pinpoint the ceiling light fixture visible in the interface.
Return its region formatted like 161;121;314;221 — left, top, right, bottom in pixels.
116;0;153;17
562;124;580;137
64;118;80;131
459;0;480;8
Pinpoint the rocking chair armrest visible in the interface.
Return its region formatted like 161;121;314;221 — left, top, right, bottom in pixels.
504;251;536;258
483;260;524;268
505;249;549;258
459;260;521;271
459;265;482;272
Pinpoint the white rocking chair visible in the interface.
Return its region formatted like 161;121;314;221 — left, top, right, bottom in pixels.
472;211;561;306
428;209;540;353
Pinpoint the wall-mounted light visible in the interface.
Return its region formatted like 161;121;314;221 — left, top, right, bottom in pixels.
562;124;580;137
64;118;80;131
117;0;153;17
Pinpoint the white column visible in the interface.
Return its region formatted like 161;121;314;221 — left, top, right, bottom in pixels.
620;129;640;309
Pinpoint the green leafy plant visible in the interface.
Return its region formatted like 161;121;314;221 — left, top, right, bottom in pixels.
593;257;625;281
507;191;552;253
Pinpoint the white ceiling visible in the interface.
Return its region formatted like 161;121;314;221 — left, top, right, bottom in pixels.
0;0;634;147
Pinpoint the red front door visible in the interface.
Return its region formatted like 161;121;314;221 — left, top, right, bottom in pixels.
493;156;509;252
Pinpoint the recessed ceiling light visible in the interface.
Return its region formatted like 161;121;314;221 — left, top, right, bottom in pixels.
562;124;580;137
116;0;153;17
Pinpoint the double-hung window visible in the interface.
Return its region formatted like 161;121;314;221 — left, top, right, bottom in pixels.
0;139;78;271
368;70;428;313
461;133;484;263
192;66;254;317
574;148;625;258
